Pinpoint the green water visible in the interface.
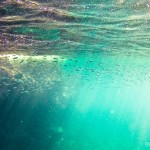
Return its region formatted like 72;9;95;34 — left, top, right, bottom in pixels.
1;0;150;150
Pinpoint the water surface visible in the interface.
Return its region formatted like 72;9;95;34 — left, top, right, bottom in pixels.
1;0;150;150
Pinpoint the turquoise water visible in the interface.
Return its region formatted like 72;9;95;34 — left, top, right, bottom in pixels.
1;0;150;149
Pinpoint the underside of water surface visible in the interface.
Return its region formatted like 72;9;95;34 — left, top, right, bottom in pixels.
1;0;150;150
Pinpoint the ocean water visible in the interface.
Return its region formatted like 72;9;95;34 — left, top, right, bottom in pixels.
1;0;150;149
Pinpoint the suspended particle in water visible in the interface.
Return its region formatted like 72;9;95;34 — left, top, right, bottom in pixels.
20;60;24;63
13;57;18;59
147;3;150;7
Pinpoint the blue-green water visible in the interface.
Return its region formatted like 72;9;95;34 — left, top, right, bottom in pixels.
1;0;150;150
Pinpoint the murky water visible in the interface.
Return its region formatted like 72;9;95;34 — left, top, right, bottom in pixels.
1;0;150;150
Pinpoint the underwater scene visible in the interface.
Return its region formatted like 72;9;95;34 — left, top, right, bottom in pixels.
1;0;150;149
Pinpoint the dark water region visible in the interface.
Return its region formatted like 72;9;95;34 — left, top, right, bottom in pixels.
1;0;150;150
